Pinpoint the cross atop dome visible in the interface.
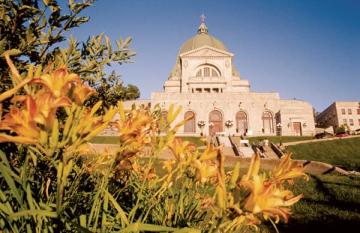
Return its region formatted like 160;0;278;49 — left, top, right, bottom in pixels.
200;13;206;23
198;14;208;34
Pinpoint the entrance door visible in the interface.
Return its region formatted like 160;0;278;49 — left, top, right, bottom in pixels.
262;111;274;134
209;110;223;136
293;122;302;136
236;111;247;135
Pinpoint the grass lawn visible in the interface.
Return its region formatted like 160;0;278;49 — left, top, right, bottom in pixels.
176;136;206;147
275;174;360;233
150;157;360;233
90;136;205;147
90;136;119;144
247;136;313;144
286;137;360;171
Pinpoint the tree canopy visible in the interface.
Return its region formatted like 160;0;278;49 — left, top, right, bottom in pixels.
0;0;139;108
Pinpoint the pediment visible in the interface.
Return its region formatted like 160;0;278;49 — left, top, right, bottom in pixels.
179;46;233;58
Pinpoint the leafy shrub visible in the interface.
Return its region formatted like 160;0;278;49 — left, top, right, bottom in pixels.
0;53;307;232
335;125;347;134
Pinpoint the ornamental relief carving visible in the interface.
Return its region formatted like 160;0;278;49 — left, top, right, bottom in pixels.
225;60;230;68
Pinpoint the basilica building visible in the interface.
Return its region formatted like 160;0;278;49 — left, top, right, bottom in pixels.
127;20;315;137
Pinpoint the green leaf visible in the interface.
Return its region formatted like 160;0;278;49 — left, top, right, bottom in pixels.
173;228;201;233
230;162;241;189
10;210;57;219
0;163;22;205
49;118;59;153
1;49;21;57
118;223;177;233
105;189;129;227
80;214;87;227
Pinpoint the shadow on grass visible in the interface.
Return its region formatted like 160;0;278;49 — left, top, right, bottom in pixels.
277;175;360;233
278;218;360;233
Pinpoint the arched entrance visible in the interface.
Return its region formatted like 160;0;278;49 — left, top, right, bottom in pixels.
236;111;247;135
209;110;223;136
184;111;196;133
262;111;274;134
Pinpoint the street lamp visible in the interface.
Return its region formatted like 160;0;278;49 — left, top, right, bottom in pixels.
197;120;205;136
276;123;282;146
225;120;234;136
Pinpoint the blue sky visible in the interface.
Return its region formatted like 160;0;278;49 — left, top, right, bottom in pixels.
69;0;359;112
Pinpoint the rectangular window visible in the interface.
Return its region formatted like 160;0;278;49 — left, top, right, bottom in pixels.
357;109;360;115
348;109;352;115
349;119;354;126
204;88;210;93
341;109;346;115
204;67;210;76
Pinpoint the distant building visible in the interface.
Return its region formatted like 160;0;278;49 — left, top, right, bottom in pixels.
317;101;360;133
124;18;316;137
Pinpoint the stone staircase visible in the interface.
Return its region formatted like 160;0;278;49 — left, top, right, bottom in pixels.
263;146;279;159
238;146;255;158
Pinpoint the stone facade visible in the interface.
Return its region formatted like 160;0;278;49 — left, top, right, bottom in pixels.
317;101;360;133
124;21;316;137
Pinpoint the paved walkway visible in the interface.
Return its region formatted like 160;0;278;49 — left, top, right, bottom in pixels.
283;134;360;146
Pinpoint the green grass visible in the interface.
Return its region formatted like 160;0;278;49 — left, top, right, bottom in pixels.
247;136;313;144
90;136;205;147
90;136;119;144
176;136;205;147
275;174;360;233
151;157;360;232
286;137;360;171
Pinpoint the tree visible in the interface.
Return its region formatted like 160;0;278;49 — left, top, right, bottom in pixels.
0;0;139;108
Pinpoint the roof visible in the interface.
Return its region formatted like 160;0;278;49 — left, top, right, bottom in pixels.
169;22;240;79
179;23;228;54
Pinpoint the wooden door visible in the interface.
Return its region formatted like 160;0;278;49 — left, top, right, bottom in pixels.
184;111;195;133
293;122;302;136
236;111;247;135
209;110;223;136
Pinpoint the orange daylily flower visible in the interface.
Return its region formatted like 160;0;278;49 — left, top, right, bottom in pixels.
198;143;218;161
162;159;176;173
270;153;308;185
243;175;303;223
241;153;261;183
0;106;41;145
11;93;71;129
193;159;218;183
0;92;71;145
167;138;196;161
72;84;96;105
32;67;80;98
240;154;305;223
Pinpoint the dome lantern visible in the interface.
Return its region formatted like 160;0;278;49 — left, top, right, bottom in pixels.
198;14;208;34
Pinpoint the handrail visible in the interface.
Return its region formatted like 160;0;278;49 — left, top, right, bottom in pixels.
270;142;284;158
228;136;240;156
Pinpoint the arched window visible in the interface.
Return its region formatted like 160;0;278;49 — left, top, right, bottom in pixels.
236;111;247;135
184;111;196;133
196;70;202;77
262;111;274;134
209;110;223;136
194;65;221;77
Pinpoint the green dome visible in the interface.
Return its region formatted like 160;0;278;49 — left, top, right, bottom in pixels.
179;23;228;54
